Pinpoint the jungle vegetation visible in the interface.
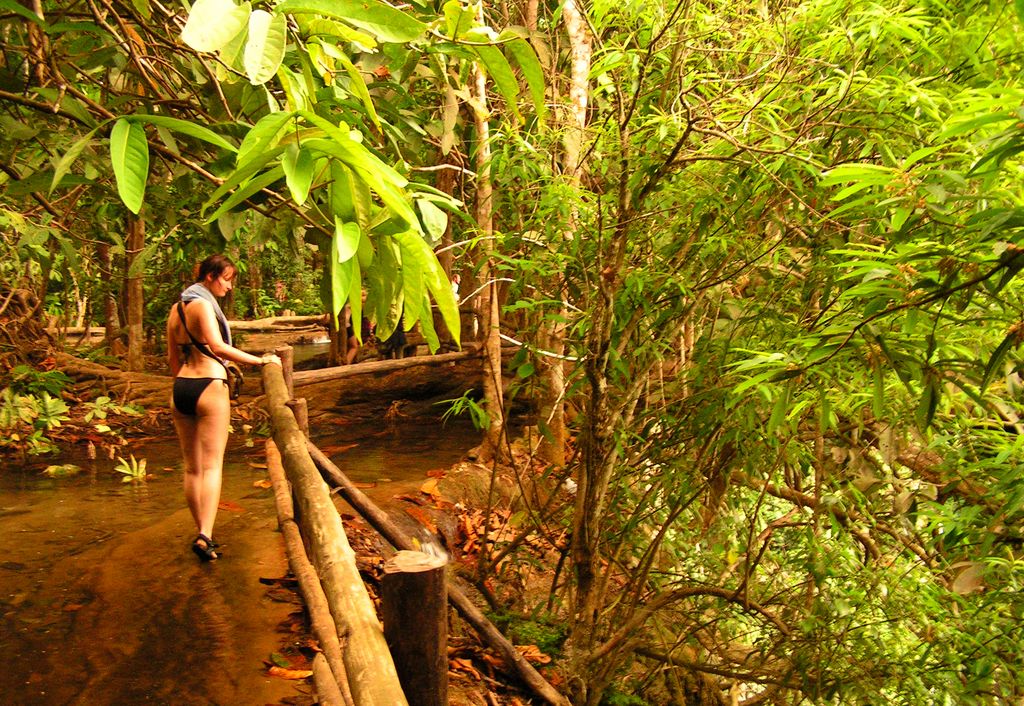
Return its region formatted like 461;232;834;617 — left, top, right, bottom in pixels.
2;0;1024;703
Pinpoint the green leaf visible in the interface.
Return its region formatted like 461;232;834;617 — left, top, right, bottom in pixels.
321;44;382;132
979;330;1017;394
499;32;547;122
50;128;99;194
237;112;294;166
130;0;151;20
130;114;237;152
334;218;361;263
204;144;286;213
109;119;149;214
304;137;416;226
416;198;448;242
394;230;460;347
282;144;315;205
915;376;940;430
1018;0;1024;25
275;0;426;43
472;43;522;123
244;10;287;85
0;0;45;26
205;165;284;223
181;0;251;53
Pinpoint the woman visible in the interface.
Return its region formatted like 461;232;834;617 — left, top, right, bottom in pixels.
166;255;280;561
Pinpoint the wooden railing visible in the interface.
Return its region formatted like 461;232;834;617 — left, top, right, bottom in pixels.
262;352;569;706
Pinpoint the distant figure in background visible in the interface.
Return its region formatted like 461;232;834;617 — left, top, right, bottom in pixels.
380;324;408;359
344;298;373;365
166;254;280;561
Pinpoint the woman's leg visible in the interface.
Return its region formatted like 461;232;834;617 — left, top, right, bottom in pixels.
192;382;231;539
172;402;203;532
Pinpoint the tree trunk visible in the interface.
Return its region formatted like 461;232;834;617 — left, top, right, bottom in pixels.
98;242;120;353
124;214;145;372
472;41;508;463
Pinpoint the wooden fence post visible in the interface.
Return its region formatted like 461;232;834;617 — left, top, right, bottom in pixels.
286;397;308;436
275;344;294;398
382;551;449;706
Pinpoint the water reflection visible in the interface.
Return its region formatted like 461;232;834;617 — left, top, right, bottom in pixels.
1;416;477;705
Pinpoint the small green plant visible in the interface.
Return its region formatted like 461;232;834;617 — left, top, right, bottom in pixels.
0;387;70;455
8;365;72;397
82;395;143;433
437;390;489;430
113;454;148;482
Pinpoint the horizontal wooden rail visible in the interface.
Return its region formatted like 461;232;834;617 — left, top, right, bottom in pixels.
292;347;480;387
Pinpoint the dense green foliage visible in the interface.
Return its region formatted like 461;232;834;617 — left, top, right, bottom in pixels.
4;0;1024;703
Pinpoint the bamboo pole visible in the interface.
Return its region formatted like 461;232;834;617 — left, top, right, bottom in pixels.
263;364;408;706
266;440;354;706
306;442;570;706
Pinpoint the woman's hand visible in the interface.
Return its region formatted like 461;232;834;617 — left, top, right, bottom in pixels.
260;353;282;367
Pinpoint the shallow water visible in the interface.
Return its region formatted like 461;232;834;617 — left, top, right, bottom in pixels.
0;416;476;705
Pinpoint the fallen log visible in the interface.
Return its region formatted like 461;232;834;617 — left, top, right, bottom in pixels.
306;442;570;706
263;363;409;706
293;348;480;387
229;314;327;331
266;439;354;706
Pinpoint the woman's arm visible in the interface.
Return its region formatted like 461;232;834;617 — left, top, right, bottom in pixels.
167;311;182;376
192;299;277;366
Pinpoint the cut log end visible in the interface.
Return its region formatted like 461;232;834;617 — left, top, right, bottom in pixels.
384;550;449;574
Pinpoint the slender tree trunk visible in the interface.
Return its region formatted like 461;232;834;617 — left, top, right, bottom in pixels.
472;43;508;463
125;215;145;371
98;242;120;352
537;0;592;467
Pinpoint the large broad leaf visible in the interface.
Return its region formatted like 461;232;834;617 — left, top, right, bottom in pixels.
130;114;237;152
203;144;286;214
282;144;315;204
334;218;361;263
181;0;251;53
109;119;149;214
471;42;522;123
275;0;426;43
237;111;294;165
498;30;546;122
330;254;355;326
304;137;416;226
244;10;287;85
394;230;460;347
416;198;447;242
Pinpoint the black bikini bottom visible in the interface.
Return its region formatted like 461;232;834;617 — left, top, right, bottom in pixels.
173;377;226;416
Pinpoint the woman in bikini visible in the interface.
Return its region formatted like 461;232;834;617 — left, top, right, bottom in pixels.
166;254;280;561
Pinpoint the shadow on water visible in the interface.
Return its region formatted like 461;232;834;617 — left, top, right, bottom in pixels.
0;415;478;706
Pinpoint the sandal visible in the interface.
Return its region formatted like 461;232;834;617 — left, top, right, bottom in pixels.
191;534;219;562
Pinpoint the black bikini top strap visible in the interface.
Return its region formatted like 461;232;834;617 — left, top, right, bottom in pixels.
178;300;228;373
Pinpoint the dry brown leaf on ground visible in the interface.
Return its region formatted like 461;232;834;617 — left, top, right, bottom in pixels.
253;478;272;489
450;658;482;680
267;666;313;680
217;500;245;512
516;645;552;664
